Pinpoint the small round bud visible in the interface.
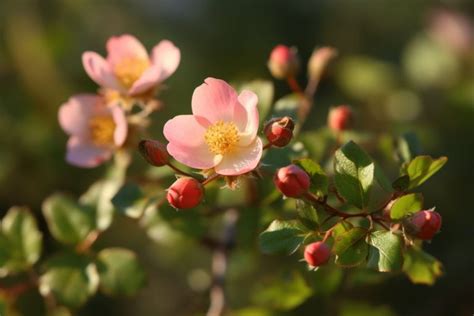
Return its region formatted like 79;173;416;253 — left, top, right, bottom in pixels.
167;177;204;209
274;165;310;198
304;242;331;267
267;45;300;80
408;210;442;240
308;46;338;80
264;116;295;147
139;139;169;167
328;105;353;132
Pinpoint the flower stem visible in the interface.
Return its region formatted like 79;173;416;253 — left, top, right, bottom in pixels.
166;162;197;178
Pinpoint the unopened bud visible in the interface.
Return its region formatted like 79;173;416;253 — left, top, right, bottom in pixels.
407;209;442;240
264;116;295;147
328;105;353;132
304;242;331;267
267;45;300;80
308;47;337;80
167;177;204;209
139;139;169;167
274;165;310;198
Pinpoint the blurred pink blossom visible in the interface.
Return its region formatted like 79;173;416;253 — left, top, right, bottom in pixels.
163;78;262;176
82;34;180;96
428;9;473;54
59;94;128;168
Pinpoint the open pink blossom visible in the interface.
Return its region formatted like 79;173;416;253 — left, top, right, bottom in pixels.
59;94;128;168
82;34;180;96
163;78;262;176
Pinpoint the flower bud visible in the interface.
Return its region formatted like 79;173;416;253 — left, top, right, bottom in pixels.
328;105;353;132
139;139;170;167
304;242;331;267
308;47;337;80
267;45;300;79
167;177;204;209
264;116;295;147
274;165;310;198
408;210;442;240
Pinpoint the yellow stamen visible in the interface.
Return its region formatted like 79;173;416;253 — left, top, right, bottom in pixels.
89;116;116;146
113;57;150;88
204;121;240;155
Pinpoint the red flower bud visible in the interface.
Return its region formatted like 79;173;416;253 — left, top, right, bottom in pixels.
304;242;331;267
408;209;442;240
139;139;169;167
167;177;204;209
264;117;295;147
274;165;310;198
328;105;353;132
267;45;300;80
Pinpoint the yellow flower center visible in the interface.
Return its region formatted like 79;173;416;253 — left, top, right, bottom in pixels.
113;57;150;88
204;121;240;155
89;116;116;146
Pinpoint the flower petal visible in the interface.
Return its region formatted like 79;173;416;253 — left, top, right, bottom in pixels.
167;142;219;170
128;65;161;95
66;137;112;168
191;78;243;123
82;52;121;90
151;40;181;81
106;34;148;67
110;104;128;146
59;94;100;137
237;90;259;146
214;137;263;176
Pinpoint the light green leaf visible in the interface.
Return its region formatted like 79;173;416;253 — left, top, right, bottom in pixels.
42;194;94;245
96;248;146;296
405;156;448;189
403;246;443;285
293;158;328;197
259;220;305;254
367;231;403;272
390;193;423;220
237;80;274;122
39;254;99;308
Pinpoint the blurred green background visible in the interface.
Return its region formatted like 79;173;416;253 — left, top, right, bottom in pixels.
0;0;473;315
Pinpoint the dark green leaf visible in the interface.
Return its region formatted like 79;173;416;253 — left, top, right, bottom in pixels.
390;193;423;220
295;199;319;230
405;156;448;189
259;220;305;254
293;158;328;197
39;254;99;308
111;183;153;219
403;246;443;285
392;175;410;191
42;194;94;245
333;227;367;256
335;239;369;267
272;94;301;122
340;301;397;316
96;248;146;296
367;231;403;272
396;132;422;164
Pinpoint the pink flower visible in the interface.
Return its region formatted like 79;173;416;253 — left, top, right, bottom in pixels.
82;34;180;96
59;94;128;168
163;78;262;176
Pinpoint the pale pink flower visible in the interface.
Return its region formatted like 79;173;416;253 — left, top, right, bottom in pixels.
82;34;180;96
163;78;262;176
59;94;128;168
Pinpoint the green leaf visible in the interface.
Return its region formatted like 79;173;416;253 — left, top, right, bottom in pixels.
42;194;94;245
392;175;410;191
111;183;155;219
405;156;448;189
340;301;397;316
0;206;42;273
390;193;423;220
236;80;274;122
331;223;368;267
39;253;99;308
253;271;312;310
259;220;305;254
403;246;443;285
334;141;392;211
336;239;369;267
96;248;146;296
293;158;328;197
272;94;301;122
295;199;319;230
396;132;422;164
367;231;403;272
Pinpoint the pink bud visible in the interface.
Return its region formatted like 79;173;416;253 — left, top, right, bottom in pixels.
274;165;310;198
408;210;442;240
167;177;204;209
304;242;331;267
308;46;338;80
267;45;300;80
139;139;170;167
328;105;353;132
264;116;295;147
